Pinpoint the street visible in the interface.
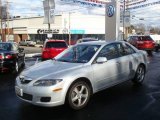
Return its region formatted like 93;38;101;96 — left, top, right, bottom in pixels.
0;53;160;120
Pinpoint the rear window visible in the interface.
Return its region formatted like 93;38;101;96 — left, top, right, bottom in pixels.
45;42;67;48
0;43;12;51
138;36;153;41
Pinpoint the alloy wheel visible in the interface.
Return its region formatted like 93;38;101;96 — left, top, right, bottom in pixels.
68;81;91;110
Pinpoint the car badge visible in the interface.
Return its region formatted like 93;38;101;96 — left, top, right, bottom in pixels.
107;5;115;17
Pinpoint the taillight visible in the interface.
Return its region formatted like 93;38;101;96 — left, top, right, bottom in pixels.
5;54;13;59
0;55;4;59
5;54;16;59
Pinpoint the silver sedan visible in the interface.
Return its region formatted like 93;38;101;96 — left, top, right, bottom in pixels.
15;41;149;110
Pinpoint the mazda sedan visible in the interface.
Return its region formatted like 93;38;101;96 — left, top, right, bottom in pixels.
15;41;148;110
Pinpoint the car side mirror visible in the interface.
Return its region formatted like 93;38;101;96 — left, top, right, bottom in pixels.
96;57;107;63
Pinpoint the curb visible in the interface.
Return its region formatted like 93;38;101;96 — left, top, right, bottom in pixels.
25;53;41;58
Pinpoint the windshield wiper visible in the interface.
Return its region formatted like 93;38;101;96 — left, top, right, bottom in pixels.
52;58;56;61
58;59;70;62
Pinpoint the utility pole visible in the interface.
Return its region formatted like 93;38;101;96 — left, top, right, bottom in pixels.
43;0;55;39
6;0;9;41
69;12;71;46
0;0;2;41
123;0;125;40
47;0;50;31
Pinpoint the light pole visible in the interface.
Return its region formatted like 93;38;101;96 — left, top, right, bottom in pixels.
47;0;50;31
0;0;3;41
68;12;71;46
6;0;9;41
123;0;125;40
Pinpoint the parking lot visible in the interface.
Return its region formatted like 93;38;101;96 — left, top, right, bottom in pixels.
0;51;160;120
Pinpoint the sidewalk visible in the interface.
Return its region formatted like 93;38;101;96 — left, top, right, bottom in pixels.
35;44;43;48
25;53;41;58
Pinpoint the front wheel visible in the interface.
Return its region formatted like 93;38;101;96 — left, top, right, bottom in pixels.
21;56;25;68
132;65;145;85
67;81;91;110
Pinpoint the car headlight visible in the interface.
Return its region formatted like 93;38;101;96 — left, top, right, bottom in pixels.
33;79;62;86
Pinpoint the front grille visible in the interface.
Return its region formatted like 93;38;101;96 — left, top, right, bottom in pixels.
40;97;51;102
18;93;33;101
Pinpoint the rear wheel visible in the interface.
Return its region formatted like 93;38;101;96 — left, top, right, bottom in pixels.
21;55;25;68
67;81;91;110
132;65;145;85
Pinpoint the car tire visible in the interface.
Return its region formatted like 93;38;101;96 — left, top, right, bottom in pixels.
22;56;25;68
132;65;145;85
147;50;152;56
67;81;91;110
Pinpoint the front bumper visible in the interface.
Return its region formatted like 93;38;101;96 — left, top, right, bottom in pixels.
15;78;66;107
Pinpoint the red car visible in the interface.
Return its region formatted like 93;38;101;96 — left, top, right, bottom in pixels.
127;35;155;54
42;40;68;60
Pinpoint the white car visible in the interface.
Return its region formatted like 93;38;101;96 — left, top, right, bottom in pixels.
19;40;36;46
15;41;149;110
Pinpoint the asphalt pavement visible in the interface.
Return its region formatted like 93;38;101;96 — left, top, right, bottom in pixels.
0;52;160;120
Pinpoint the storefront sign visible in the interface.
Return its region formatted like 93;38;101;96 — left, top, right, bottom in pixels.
37;29;60;34
107;5;115;17
70;30;85;34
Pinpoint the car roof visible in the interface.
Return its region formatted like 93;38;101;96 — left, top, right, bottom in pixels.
129;35;150;37
77;40;126;46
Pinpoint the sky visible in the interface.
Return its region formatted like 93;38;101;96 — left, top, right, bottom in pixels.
1;0;160;27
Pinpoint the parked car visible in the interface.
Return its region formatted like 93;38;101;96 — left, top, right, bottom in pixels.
15;41;148;110
127;35;155;55
19;40;36;46
150;35;160;52
0;42;25;73
41;39;68;60
76;38;99;44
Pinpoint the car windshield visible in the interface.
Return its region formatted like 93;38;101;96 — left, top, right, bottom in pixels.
0;43;12;51
82;39;97;42
56;44;101;63
46;42;67;48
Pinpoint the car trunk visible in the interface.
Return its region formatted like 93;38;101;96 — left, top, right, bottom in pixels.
42;48;66;59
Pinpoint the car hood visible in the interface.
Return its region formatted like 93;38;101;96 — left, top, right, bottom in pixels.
21;60;84;80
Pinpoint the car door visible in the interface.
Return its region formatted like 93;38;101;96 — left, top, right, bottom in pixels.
91;43;122;90
115;43;134;82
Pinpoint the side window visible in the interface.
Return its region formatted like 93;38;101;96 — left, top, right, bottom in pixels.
123;43;136;55
98;44;119;60
116;43;126;56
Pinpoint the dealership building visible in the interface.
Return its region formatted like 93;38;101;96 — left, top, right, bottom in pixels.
0;13;105;44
